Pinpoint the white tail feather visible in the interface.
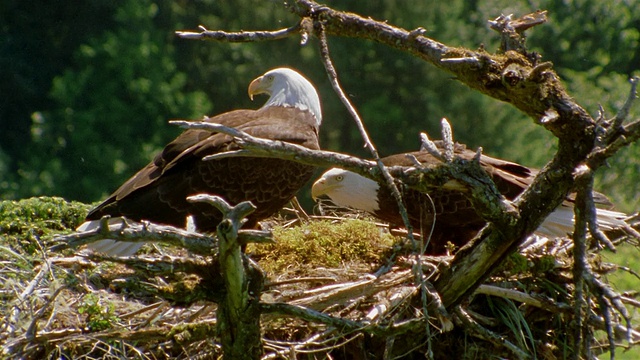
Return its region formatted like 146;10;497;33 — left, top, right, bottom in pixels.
536;205;627;238
76;218;145;257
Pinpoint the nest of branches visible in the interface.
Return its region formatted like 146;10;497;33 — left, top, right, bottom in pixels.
2;196;639;359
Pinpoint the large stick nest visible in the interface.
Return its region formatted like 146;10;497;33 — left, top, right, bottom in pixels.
1;197;639;359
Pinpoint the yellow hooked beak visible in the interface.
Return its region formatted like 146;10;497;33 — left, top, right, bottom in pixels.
248;74;272;101
311;177;339;201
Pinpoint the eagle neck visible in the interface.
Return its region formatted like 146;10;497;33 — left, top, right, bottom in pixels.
264;83;322;127
335;174;380;214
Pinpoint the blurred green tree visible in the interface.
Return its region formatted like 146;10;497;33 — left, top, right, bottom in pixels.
23;1;212;202
527;0;640;212
1;0;637;212
0;0;118;198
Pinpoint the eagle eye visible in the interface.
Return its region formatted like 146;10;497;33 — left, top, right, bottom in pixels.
335;175;344;181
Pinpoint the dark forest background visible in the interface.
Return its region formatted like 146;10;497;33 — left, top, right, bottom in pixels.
1;0;638;213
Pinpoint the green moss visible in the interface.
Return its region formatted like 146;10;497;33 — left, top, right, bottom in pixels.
0;196;91;253
498;250;564;279
250;219;395;275
170;321;218;344
500;252;530;275
78;293;121;331
155;273;207;303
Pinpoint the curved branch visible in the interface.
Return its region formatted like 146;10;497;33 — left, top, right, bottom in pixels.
289;1;593;137
169;119;378;177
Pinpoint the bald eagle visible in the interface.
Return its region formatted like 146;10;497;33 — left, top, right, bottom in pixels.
79;68;321;256
312;142;626;254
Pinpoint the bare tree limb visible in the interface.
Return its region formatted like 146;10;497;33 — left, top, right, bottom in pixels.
488;11;548;55
53;216;272;255
611;76;639;130
568;167;588;357
192;195;264;360
53;217;218;255
175;24;301;42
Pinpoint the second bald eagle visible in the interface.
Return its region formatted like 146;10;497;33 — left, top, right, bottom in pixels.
312;142;626;253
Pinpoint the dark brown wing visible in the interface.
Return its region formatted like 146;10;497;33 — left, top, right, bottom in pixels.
86;106;319;231
375;144;615;254
373;144;537;253
381;142;535;200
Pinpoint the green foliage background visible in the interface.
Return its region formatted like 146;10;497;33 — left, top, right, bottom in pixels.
1;0;638;212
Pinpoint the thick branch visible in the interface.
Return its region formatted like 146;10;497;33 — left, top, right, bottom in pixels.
53;218;218;255
194;195;263;360
290;1;593;137
54;216;271;255
170;120;376;178
571;167;591;357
